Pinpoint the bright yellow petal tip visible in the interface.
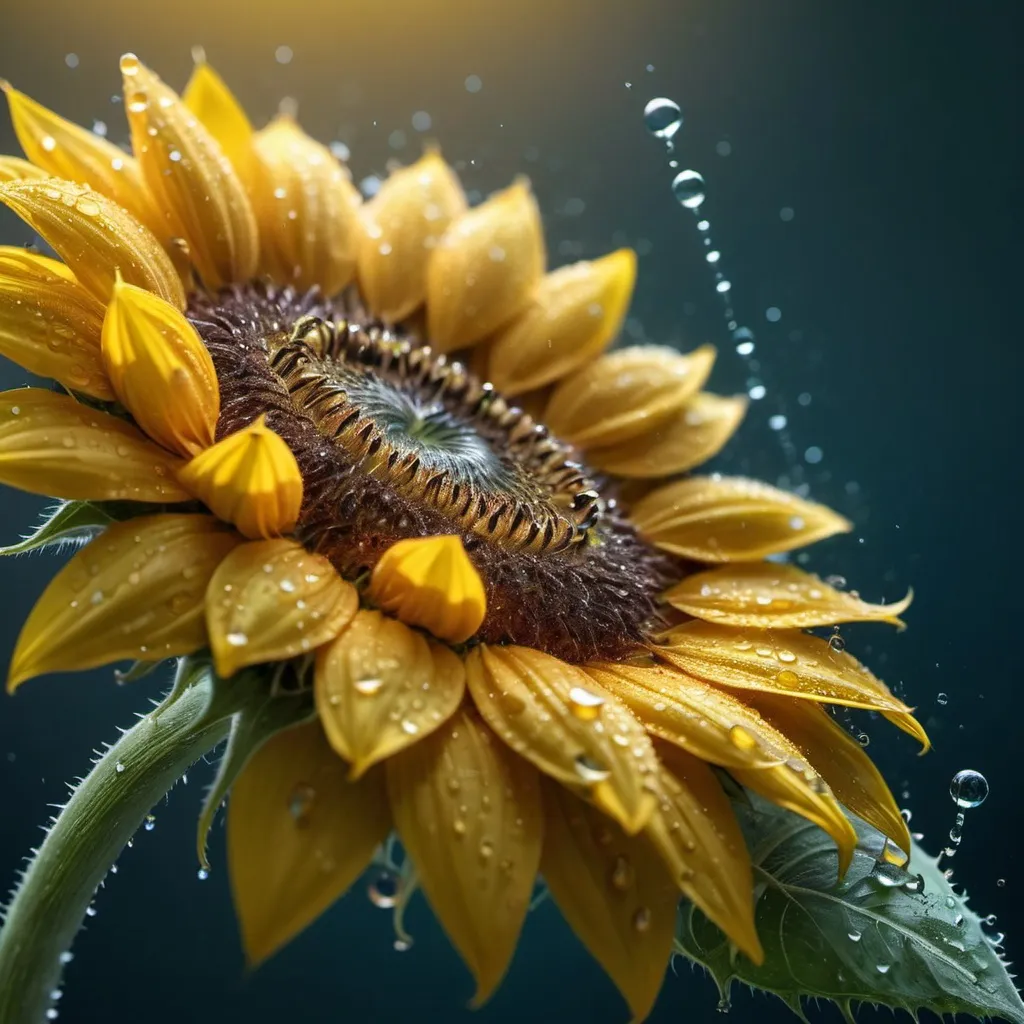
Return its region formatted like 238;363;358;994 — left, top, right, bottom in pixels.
369;535;486;644
178;414;302;539
0;155;50;183
182;58;254;185
101;276;220;458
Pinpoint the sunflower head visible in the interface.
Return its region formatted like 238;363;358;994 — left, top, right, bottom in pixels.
0;55;927;1019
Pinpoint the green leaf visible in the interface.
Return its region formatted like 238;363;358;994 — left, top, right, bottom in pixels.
675;793;1023;1023
0;500;112;556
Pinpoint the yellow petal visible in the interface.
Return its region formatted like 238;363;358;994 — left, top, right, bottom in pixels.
252;115;363;295
539;779;676;1021
0;247;111;398
358;149;467;322
465;645;659;834
178;414;302;539
645;744;763;964
206;539;357;677
121;54;258;288
0;177;185;309
426;179;544;353
2;83;160;235
228;719;390;965
587;392;748;479
368;535;485;644
0;388;189;502
182;60;254;186
486;249;636;396
745;692;912;855
630;475;853;562
315;609;465;778
664;562;913;629
101;277;219;458
8;513;239;690
0;155;50;182
655;621;929;750
545;344;716;448
386;707;542;1006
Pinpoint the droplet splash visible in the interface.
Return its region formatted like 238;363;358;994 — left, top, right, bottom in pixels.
943;769;988;859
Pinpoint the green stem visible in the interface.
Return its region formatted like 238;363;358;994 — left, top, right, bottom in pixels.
0;677;230;1024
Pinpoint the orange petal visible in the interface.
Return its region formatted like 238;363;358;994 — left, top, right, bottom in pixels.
121;54;258;288
3;82;161;235
386;707;542;1007
315;609;465;778
252;115;363;295
539;779;676;1022
655;621;929;751
631;475;853;562
182;59;254;186
0;156;50;182
178;414;302;538
486;249;636;396
358;149;467;322
0;388;189;502
745;692;912;855
664;562;913;629
206;539;357;677
8;513;239;690
426;179;544;352
101;277;219;458
228;719;390;965
587;392;748;479
465;645;659;834
0;177;185;309
645;744;762;963
0;246;111;398
545;344;716;448
368;535;486;644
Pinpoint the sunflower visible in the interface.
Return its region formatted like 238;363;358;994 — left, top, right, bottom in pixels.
0;55;928;1020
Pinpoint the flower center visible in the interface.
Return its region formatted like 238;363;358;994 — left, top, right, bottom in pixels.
190;283;668;662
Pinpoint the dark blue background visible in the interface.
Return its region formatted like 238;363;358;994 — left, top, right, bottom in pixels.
0;2;1020;1021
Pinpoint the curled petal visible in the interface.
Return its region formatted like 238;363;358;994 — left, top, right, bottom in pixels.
746;692;912;855
387;708;542;1007
587;392;747;479
0;247;111;398
101;278;219;457
0;178;185;308
228;720;390;966
182;60;254;185
631;475;853;562
486;249;637;396
664;562;913;629
178;414;302;538
427;179;544;352
121;54;258;288
315;610;465;778
645;744;763;964
655;621;929;750
358;149;466;321
466;645;659;834
545;344;716;448
8;514;239;690
206;539;358;677
587;661;856;873
3;82;160;234
539;780;676;1022
0;388;189;502
369;535;485;644
0;155;52;182
252;115;363;295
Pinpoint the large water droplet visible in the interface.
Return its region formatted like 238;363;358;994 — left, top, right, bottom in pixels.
574;754;611;783
671;169;706;210
568;685;605;721
643;97;682;140
354;677;384;696
950;769;988;809
367;870;399;908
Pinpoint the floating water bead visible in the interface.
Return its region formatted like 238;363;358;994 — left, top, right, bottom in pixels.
643;97;683;141
943;769;989;859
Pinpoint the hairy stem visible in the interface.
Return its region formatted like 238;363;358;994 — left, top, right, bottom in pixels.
0;678;229;1024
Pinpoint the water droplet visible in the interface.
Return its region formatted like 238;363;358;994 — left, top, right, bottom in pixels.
400;719;419;736
393;938;413;952
41;135;57;152
366;870;400;908
937;692;949;705
671;169;706;209
828;631;846;653
997;878;1006;887
85;906;97;917
225;631;248;647
479;839;494;860
143;814;155;831
950;769;988;809
728;724;757;751
120;53;140;76
847;930;862;942
610;855;633;891
115;761;125;774
574;754;611;783
58;952;74;965
876;963;891;975
568;685;605;720
354;677;384;695
632;906;652;932
872;860;905;888
643;97;682;140
288;783;315;824
197;868;209;881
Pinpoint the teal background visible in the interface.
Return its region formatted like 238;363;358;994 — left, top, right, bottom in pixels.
0;1;1020;1020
